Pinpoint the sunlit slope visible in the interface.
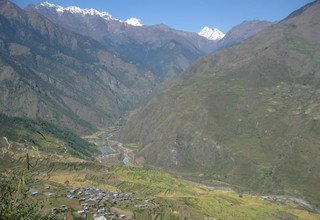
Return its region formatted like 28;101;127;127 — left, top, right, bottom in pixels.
120;1;320;205
32;162;320;220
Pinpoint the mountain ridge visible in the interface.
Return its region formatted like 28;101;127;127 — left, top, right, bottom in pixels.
27;2;273;80
119;0;320;205
0;0;156;134
27;1;214;79
217;20;275;48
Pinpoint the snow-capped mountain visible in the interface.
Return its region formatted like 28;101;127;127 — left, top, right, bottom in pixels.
28;1;216;79
125;18;143;26
37;1;144;26
198;26;225;40
38;1;114;20
28;1;269;80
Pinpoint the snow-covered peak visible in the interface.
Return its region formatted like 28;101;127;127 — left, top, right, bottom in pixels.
38;1;114;20
39;1;55;8
38;2;144;26
125;18;143;27
198;26;225;40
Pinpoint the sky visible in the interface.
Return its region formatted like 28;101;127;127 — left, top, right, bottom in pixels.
12;0;314;33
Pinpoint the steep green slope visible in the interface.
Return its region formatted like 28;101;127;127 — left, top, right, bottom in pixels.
120;1;320;205
0;114;97;158
0;0;156;134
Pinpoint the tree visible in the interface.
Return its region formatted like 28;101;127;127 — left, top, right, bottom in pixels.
0;154;60;219
0;175;49;219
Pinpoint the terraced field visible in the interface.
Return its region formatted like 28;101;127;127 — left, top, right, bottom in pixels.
2;148;319;220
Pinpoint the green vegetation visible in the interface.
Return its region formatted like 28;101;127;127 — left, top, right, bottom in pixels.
0;152;63;220
0;114;97;158
119;1;320;207
0;175;53;219
1;1;320;219
1;133;319;219
21;160;320;220
285;37;314;59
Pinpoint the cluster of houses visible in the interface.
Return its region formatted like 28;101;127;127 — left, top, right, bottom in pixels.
64;187;156;220
31;185;157;219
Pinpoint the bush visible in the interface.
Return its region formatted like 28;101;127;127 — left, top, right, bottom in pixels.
0;174;55;220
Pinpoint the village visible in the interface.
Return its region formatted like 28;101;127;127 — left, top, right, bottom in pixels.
31;186;158;220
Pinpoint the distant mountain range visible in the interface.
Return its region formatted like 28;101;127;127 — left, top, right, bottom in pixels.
26;2;273;80
26;2;214;80
119;1;320;206
0;0;274;134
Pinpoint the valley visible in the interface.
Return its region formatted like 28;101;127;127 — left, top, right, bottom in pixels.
119;0;320;209
83;127;135;166
1;131;320;220
0;112;318;219
70;127;320;217
1;0;320;219
99;128;320;216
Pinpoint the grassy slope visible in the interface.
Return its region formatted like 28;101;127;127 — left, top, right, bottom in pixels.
1;132;318;219
0;114;97;158
29;161;320;220
119;1;320;206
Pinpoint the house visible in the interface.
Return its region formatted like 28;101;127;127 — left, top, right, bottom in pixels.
67;194;77;199
97;208;105;214
69;188;79;194
94;216;106;220
76;210;86;218
135;204;148;209
31;191;39;196
77;210;85;214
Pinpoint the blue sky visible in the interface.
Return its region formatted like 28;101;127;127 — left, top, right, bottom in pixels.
12;0;314;33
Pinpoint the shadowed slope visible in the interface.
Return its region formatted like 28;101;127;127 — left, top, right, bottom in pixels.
0;0;156;133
